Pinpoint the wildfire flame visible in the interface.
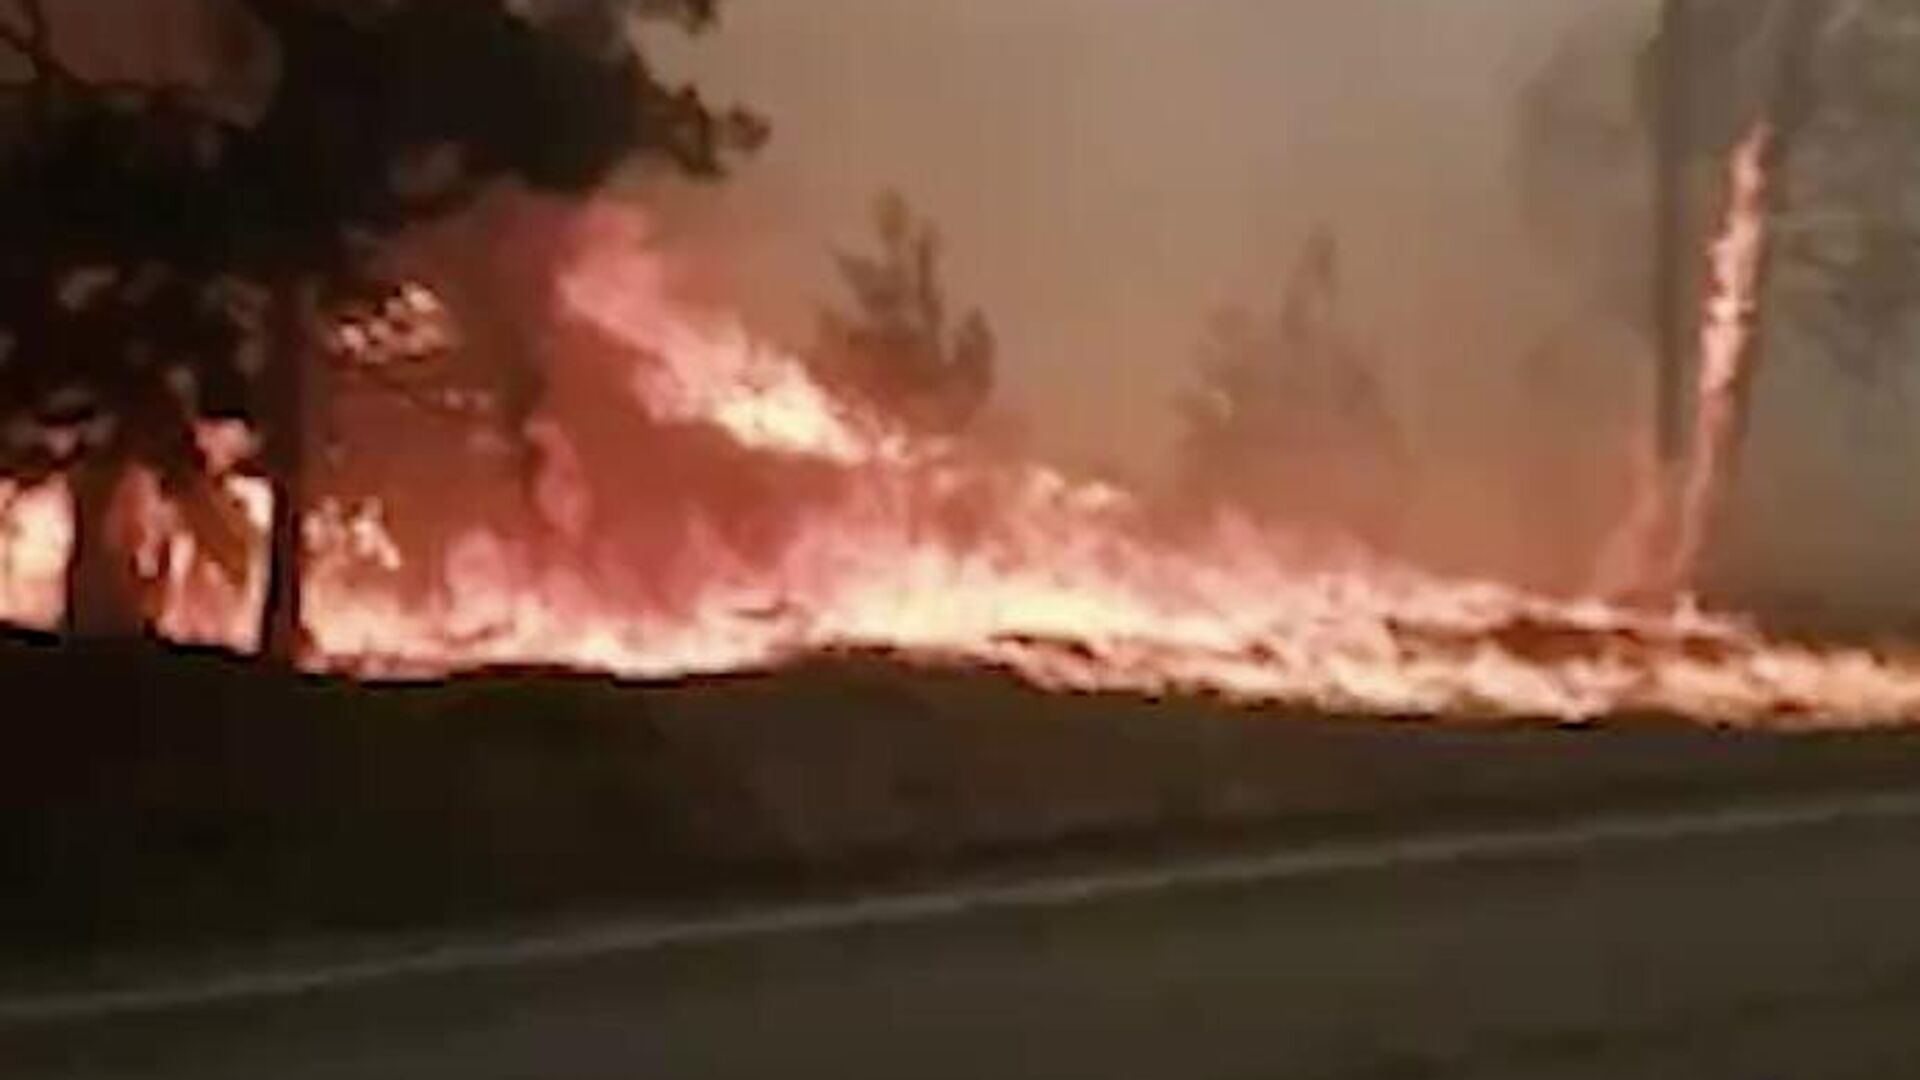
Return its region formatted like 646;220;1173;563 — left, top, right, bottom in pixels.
0;481;69;628
6;153;1920;729
1672;122;1773;586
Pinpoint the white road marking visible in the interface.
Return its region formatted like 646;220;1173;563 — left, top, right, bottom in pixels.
7;789;1920;1026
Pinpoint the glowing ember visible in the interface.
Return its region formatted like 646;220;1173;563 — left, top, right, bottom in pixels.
0;482;70;629
6;187;1920;730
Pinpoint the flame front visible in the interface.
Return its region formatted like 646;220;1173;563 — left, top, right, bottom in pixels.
6;188;1920;729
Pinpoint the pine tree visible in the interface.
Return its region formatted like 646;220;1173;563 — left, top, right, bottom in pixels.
813;190;995;434
1177;228;1407;547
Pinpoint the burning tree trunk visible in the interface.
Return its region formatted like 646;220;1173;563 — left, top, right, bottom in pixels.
62;453;147;639
1717;0;1827;470
1599;0;1833;598
1666;0;1831;589
258;277;312;664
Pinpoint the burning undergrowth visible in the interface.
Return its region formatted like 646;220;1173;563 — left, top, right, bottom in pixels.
5;192;1920;730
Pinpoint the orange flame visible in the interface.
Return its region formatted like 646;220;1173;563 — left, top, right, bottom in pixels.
1593;121;1774;601
0;482;69;628
1672;122;1773;585
5;188;1920;729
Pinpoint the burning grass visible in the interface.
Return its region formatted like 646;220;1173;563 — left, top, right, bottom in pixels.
4;149;1920;731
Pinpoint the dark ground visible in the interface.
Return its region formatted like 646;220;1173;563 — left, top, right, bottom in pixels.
11;628;1920;973
14;803;1920;1079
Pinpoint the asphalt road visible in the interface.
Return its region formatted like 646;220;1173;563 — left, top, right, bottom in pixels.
12;794;1920;1080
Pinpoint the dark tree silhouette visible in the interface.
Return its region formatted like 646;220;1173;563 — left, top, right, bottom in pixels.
0;0;762;654
1511;0;1785;415
1641;0;1827;462
1514;1;1841;593
813;190;995;434
1178;227;1408;547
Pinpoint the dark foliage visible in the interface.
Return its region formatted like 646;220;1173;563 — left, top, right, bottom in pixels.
0;0;762;640
1178;228;1408;545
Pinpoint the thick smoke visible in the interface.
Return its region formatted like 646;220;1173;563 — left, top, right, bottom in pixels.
661;1;1920;626
650;1;1654;589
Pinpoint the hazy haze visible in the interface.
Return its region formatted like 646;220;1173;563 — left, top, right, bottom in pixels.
659;0;1652;577
671;2;1621;452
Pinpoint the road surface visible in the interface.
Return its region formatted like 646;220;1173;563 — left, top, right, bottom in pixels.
11;793;1920;1079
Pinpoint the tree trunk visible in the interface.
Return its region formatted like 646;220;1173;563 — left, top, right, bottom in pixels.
258;277;312;664
63;455;147;641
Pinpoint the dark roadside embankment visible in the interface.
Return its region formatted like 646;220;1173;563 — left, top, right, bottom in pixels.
9;629;1920;971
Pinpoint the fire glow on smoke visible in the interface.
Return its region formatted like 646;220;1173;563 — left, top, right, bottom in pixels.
5;186;1920;729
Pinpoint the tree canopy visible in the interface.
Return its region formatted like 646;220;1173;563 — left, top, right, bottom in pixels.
812;190;995;435
0;0;763;642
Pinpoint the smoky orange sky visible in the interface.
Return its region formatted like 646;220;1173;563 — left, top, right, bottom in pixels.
652;0;1653;579
659;1;1920;614
664;1;1600;468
